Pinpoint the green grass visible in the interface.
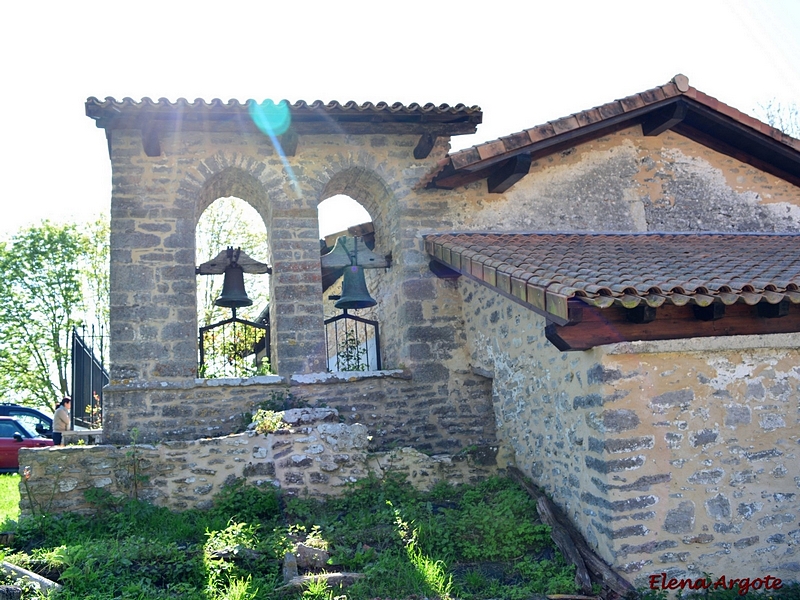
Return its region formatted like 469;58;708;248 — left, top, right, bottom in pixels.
0;474;21;525
0;474;577;599
3;473;800;599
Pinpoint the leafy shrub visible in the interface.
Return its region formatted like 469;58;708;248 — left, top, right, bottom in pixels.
211;479;281;524
251;409;284;434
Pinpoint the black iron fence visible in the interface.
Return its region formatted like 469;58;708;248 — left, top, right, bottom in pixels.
324;311;381;371
199;313;270;378
71;326;108;429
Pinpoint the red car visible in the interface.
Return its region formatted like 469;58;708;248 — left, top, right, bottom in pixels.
0;416;53;473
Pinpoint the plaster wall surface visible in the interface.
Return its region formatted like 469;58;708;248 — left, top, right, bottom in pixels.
435;126;800;234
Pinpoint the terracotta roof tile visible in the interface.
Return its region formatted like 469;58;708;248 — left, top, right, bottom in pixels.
499;131;533;152
425;232;800;312
551;115;581;134
438;75;800;184
86;97;483;137
477;140;506;161
598;101;625;119
619;94;647;112
526;123;557;143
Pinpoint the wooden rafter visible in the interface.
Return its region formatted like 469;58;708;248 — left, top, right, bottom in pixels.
546;300;800;351
487;154;533;194
641;100;688;136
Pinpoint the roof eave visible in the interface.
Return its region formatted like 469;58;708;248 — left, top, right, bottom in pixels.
430;88;800;191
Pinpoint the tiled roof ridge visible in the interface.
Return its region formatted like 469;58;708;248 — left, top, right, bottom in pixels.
445;74;800;170
85;96;482;115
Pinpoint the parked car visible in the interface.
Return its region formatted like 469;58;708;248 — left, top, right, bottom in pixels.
0;404;53;438
0;417;53;473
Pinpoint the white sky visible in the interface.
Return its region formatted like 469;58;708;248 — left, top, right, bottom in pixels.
1;0;798;239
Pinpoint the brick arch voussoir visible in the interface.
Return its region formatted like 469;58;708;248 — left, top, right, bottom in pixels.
317;166;394;244
189;155;273;226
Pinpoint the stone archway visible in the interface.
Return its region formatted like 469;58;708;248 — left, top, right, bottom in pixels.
89;96;483;443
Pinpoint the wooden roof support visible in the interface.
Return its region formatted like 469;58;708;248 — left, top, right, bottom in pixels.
429;260;461;279
279;130;298;156
142;128;161;157
641;99;688;136
487;154;533;193
414;133;438;159
546;300;800;351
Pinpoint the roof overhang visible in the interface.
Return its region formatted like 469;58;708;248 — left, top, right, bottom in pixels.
86;97;482;159
427;76;800;191
425;232;800;351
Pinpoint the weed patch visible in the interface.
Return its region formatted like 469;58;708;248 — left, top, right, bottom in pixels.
1;474;588;599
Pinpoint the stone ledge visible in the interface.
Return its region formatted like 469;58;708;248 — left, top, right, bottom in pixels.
289;369;410;385
603;332;800;355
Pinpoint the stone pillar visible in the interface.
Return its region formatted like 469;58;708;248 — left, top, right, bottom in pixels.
107;130;198;384
269;208;326;375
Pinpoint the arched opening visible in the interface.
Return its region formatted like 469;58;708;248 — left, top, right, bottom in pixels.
196;196;271;378
319;194;382;371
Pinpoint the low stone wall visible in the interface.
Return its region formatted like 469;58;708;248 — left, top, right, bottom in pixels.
102;369;496;455
18;408;499;517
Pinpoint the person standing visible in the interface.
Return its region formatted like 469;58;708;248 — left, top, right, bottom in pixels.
53;397;72;446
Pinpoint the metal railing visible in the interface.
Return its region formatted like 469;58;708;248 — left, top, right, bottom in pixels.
199;311;270;378
71;326;108;429
324;311;381;372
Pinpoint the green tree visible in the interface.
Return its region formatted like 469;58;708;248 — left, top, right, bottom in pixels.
196;197;270;327
83;216;110;333
196;198;271;378
0;221;94;410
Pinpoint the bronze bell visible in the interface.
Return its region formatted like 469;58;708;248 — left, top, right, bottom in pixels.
335;265;377;310
215;264;253;308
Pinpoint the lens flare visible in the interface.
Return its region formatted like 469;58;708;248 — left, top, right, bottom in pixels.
248;100;291;137
247;99;301;197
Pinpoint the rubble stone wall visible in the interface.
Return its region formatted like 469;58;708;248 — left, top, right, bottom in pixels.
105;126;494;450
103;370;495;454
460;278;800;585
18;408;498;517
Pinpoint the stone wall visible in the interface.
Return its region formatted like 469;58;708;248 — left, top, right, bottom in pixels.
459;278;800;585
18;408;498;517
105;124;495;451
102;370;495;455
441;126;800;234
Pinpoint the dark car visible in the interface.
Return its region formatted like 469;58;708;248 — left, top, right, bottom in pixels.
0;417;53;473
0;404;53;438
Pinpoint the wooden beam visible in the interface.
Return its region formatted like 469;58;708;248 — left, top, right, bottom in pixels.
429;260;461;279
625;304;657;323
487;154;533;193
414;133;437;159
641;100;687;136
693;303;725;321
278;130;298;156
430;119;638;190
508;467;635;597
94;116;478;137
758;299;790;318
546;301;800;351
142;128;161;157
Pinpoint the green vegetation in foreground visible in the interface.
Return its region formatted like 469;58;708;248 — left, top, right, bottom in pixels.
0;474;21;524
3;473;800;600
0;473;579;599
